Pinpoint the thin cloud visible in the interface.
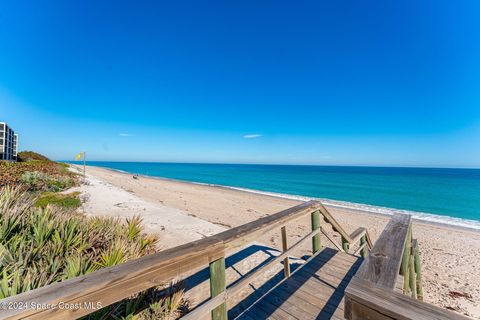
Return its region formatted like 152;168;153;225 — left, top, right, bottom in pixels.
119;133;133;137
243;134;262;139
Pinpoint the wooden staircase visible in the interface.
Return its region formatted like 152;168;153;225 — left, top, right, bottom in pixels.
236;248;361;320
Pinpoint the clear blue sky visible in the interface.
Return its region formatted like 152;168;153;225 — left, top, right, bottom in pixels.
1;1;479;167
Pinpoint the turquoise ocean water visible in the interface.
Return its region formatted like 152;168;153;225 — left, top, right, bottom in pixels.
67;162;480;229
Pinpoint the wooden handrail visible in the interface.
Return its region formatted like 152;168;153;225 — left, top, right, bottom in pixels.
349;227;366;246
317;202;373;256
344;214;470;320
345;277;469;320
355;214;411;289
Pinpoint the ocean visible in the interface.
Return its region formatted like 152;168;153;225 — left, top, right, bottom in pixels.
67;161;480;230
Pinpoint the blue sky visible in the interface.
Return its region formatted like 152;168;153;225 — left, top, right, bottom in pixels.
1;0;479;167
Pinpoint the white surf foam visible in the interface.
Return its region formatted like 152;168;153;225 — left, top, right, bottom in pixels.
218;185;480;231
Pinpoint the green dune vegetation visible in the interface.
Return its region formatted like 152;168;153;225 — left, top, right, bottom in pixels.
0;153;188;319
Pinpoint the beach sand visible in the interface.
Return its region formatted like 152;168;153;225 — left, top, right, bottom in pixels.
71;165;480;318
68;167;226;248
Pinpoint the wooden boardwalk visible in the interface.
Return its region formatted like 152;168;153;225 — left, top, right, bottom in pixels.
1;201;469;320
236;248;362;320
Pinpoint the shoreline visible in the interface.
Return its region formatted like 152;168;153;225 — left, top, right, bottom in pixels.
97;165;480;233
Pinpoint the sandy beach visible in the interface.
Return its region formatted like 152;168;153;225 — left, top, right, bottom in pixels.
71;165;480;318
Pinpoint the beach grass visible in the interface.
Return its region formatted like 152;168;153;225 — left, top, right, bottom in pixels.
0;160;77;191
0;186;188;319
34;191;81;209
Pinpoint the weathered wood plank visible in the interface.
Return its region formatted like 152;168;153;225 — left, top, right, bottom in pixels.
246;297;298;320
349;227;366;246
400;223;412;276
270;279;346;318
345;277;470;320
284;273;350;305
260;291;328;320
245;250;359;320
355;214;411;290
345;295;392;320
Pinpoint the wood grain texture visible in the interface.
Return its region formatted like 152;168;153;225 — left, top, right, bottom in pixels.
349;227;366;246
412;239;424;300
281;226;291;278
409;255;417;299
236;248;361;320
355;214;411;290
345;277;470;320
311;210;321;253
210;257;227;320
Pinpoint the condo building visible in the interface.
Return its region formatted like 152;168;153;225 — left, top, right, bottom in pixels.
0;122;18;161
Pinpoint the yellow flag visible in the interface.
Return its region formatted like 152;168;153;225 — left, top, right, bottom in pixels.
75;152;84;160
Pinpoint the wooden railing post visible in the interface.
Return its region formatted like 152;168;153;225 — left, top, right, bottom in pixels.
413;240;424;300
401;225;412;294
342;236;350;253
360;235;368;258
281;226;291;278
409;251;417;299
210;257;227;320
311;210;321;253
345;214;471;320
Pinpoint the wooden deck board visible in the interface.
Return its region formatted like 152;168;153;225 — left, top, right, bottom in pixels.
235;248;362;320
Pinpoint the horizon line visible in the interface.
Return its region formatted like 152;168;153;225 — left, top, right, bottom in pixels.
59;159;480;170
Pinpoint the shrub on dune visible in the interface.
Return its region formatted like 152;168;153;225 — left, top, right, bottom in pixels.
21;171;75;192
1;160;77;191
